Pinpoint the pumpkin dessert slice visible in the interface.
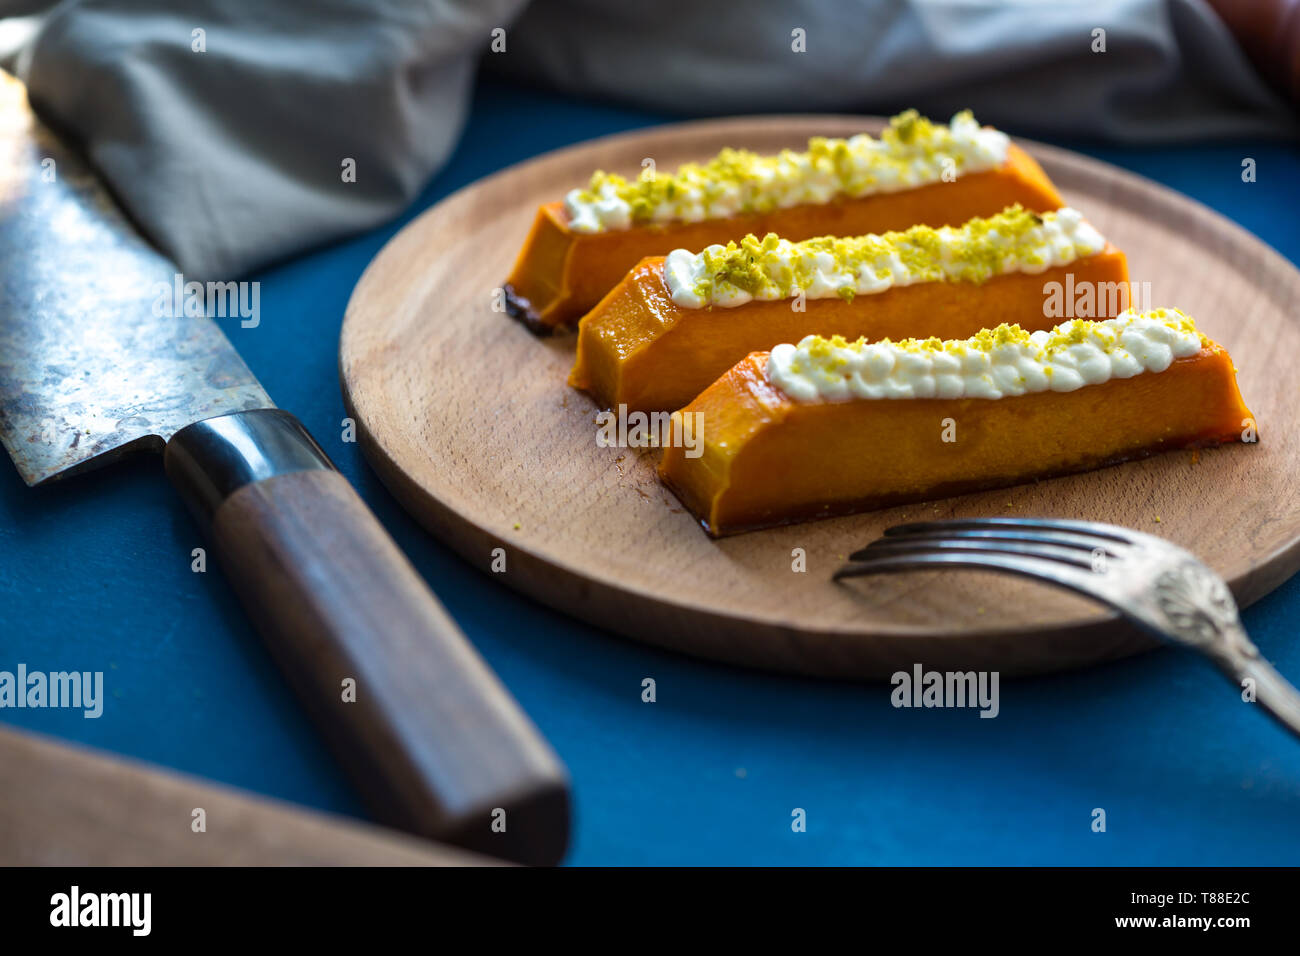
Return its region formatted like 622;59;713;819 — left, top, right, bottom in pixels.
659;310;1256;536
570;206;1128;413
506;110;1064;331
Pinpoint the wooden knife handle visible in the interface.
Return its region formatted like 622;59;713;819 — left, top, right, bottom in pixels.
163;409;569;866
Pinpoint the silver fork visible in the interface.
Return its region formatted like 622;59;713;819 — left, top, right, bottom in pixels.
834;517;1300;740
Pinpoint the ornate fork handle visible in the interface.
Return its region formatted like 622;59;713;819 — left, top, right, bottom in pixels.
1150;561;1300;737
1225;651;1300;740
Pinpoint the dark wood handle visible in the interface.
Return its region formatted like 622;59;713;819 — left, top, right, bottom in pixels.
164;411;569;866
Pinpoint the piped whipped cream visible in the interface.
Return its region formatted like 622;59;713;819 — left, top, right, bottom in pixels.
564;110;1010;234
663;206;1105;309
766;309;1206;403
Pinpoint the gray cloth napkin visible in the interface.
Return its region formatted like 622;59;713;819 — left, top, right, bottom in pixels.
6;0;1295;280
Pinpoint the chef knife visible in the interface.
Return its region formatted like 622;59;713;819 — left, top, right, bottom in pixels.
0;75;568;866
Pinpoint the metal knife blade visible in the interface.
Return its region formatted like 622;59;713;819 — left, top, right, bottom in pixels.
0;73;270;485
0;70;571;864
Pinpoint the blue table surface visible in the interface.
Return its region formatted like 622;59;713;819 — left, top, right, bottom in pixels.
2;76;1299;866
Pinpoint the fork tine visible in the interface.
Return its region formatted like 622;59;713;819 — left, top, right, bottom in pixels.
832;549;1100;595
848;528;1123;562
845;537;1098;570
883;516;1135;543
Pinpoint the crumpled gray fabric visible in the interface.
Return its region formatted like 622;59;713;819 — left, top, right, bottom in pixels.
11;0;529;279
491;0;1299;142
5;0;1295;280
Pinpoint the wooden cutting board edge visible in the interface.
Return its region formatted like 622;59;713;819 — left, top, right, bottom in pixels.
0;724;502;866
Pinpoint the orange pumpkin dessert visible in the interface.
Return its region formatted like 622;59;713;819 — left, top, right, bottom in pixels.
659;310;1255;536
506;110;1064;331
570;206;1129;413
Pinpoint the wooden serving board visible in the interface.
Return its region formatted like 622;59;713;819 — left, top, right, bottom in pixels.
340;116;1300;678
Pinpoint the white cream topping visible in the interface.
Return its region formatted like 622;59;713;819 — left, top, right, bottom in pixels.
662;207;1104;310
564;110;1011;234
765;309;1205;403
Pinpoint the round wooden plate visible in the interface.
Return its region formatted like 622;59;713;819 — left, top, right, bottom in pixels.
340;116;1300;678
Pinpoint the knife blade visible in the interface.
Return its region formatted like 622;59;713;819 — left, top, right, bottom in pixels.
0;73;568;865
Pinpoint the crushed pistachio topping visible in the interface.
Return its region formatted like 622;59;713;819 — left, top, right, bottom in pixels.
662;206;1105;309
564;110;1010;233
766;309;1208;403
